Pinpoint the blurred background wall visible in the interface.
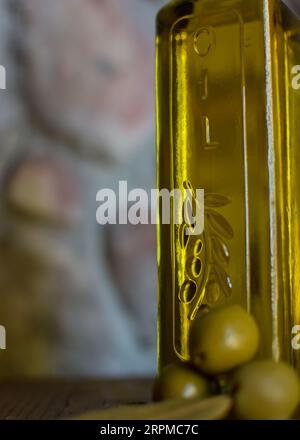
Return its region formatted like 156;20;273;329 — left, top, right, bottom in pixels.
0;0;165;378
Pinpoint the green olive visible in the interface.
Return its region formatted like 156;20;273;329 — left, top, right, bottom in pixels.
153;363;211;401
232;360;300;420
189;305;259;375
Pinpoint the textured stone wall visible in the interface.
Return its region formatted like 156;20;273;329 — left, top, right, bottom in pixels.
0;0;163;377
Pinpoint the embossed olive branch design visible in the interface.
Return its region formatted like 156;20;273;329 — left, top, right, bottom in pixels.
204;195;233;302
178;184;233;321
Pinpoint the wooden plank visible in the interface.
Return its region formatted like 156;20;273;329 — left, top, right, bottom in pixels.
0;379;153;420
0;380;298;420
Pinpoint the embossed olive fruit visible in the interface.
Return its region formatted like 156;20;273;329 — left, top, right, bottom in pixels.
153;363;212;401
189;305;259;375
232;360;300;420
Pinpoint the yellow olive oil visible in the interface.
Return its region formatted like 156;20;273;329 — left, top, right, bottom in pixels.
156;0;300;370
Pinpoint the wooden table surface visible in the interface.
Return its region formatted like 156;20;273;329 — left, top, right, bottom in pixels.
0;379;154;420
0;380;299;420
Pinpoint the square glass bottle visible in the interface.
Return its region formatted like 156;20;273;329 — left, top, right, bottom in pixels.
156;0;300;370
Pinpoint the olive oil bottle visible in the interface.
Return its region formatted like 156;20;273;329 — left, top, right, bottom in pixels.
156;0;300;370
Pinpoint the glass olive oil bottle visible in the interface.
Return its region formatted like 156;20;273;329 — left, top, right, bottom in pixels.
156;0;300;370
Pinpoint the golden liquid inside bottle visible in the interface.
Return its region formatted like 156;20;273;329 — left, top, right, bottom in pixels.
156;0;300;370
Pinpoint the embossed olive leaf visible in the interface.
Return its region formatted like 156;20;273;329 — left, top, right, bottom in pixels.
177;183;234;328
206;281;221;304
179;279;197;304
182;198;197;228
211;236;230;264
193;239;203;256
183;180;196;198
204;193;231;208
206;210;234;240
212;264;233;297
179;223;190;249
186;256;202;279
